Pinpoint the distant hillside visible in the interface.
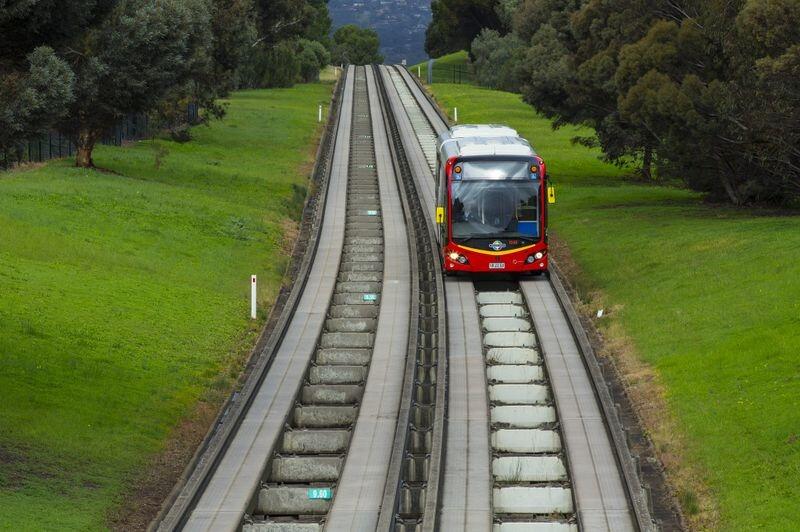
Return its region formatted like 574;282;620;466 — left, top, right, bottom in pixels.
329;0;431;65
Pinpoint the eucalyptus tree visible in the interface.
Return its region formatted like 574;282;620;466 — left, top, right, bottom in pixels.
56;0;212;167
0;0;112;162
426;0;502;57
511;0;800;203
331;25;384;66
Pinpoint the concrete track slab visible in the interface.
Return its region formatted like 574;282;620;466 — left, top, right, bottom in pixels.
182;66;355;532
324;66;411;531
440;277;492;532
520;279;635;532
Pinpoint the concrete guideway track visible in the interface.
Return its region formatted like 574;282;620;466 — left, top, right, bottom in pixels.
159;65;417;532
374;64;448;532
157;63;655;532
440;277;492;529
176;66;355;532
520;280;634;530
322;64;411;531
391;66;655;531
243;65;406;531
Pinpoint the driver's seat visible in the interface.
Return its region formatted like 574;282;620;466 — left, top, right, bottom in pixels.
480;189;514;229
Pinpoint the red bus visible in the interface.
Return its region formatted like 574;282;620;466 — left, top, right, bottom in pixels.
435;125;553;274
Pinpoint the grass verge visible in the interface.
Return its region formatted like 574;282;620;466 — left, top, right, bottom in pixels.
425;81;800;530
409;50;471;84
0;82;333;530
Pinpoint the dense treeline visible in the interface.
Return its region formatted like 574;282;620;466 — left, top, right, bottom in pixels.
432;0;800;205
0;0;333;168
331;25;384;66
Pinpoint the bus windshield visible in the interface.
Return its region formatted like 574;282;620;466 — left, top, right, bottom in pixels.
451;180;540;240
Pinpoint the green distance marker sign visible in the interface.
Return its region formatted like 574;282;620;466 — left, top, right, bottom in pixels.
307;487;333;500
363;293;378;302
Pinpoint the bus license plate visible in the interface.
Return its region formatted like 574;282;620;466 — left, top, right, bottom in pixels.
489;262;506;270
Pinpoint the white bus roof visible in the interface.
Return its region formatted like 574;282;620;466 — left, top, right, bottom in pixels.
439;132;535;160
449;124;519;138
439;124;536;160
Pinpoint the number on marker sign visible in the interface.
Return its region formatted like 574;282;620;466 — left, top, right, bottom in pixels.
307;488;333;500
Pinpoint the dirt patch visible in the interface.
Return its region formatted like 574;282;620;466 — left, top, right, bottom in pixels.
108;401;217;531
0;444;58;490
550;233;718;531
280;218;300;256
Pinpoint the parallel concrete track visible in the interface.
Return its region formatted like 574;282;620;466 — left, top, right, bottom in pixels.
155;64;656;532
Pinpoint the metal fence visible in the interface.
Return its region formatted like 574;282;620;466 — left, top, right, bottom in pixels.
433;65;470;84
1;102;199;169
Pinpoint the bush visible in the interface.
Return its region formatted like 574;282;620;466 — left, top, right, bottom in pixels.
470;28;526;92
331;25;383;65
297;39;330;83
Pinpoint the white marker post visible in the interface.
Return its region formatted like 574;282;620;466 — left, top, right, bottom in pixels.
318;104;323;123
418;65;421;79
454;107;458;123
251;275;257;319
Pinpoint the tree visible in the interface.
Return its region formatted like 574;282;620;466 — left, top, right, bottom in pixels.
331;25;383;65
613;0;800;203
0;48;74;163
0;0;113;163
507;0;800;203
425;0;502;57
304;0;333;49
253;0;330;48
211;0;258;93
470;29;526;91
57;0;212;167
512;0;668;179
297;39;331;82
237;0;331;88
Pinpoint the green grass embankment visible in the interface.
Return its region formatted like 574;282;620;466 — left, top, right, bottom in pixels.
409;50;471;84
0;83;332;530
426;82;800;530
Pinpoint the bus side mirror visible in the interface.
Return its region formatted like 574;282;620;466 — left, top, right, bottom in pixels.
547;186;556;204
436;206;445;223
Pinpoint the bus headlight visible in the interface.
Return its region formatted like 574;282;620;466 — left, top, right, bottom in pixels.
448;251;468;264
526;255;535;264
534;251;544;260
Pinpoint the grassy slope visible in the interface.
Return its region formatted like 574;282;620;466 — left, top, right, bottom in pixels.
427;82;800;530
0;83;332;530
409;50;470;84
